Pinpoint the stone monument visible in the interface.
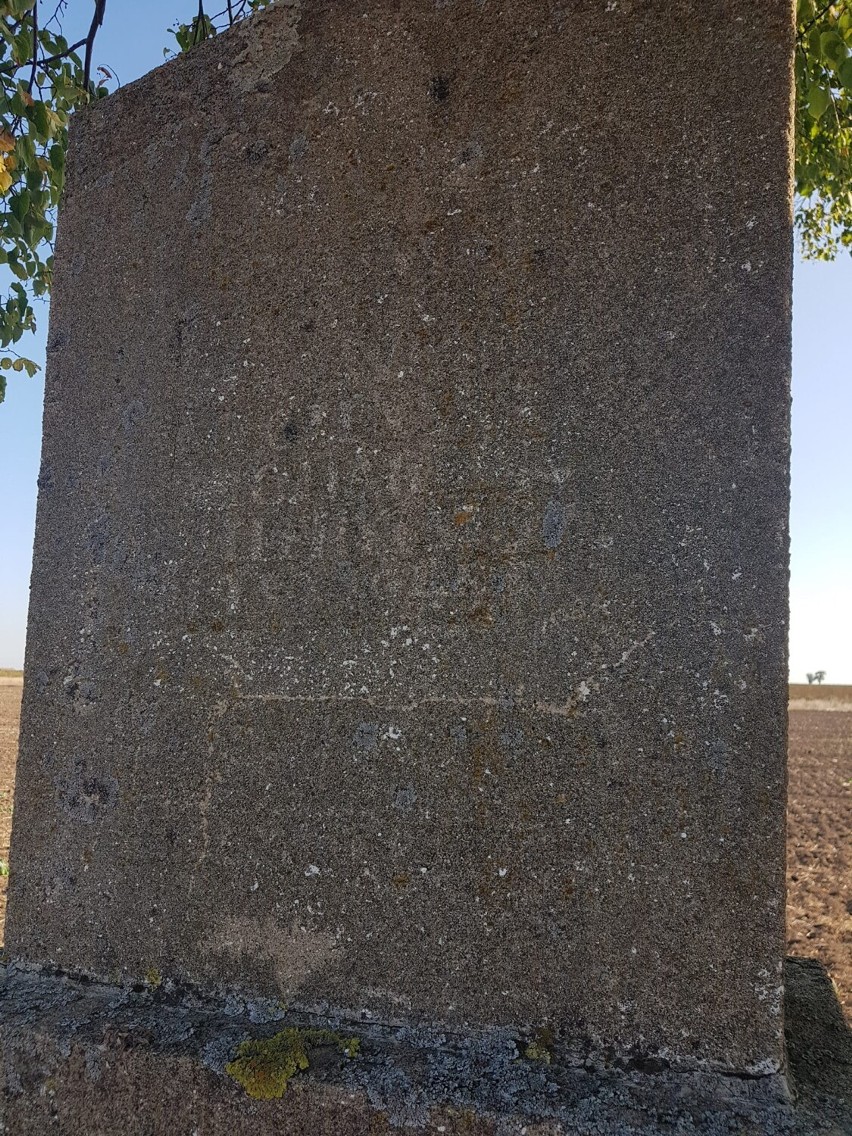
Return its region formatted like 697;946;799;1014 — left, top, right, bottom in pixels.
3;2;834;1133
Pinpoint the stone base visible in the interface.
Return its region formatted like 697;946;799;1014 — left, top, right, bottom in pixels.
0;959;848;1135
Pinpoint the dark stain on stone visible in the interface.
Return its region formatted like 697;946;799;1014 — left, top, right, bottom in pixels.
289;133;308;163
353;722;380;750
37;462;54;493
245;139;269;164
87;517;109;566
499;728;524;750
63;671;98;710
457;141;482;166
542;500;567;550
468;604;494;627
58;760;119;824
121;398;146;435
283;422;299;443
393;785;417;812
429;75;451;102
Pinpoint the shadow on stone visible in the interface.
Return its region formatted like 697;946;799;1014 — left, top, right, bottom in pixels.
784;955;852;1131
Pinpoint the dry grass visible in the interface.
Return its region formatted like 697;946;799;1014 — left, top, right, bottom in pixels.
789;683;852;711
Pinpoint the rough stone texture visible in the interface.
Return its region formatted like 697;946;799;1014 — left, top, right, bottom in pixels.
7;0;794;1086
2;959;850;1135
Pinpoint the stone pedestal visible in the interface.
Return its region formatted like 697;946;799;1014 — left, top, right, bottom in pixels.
3;2;799;1129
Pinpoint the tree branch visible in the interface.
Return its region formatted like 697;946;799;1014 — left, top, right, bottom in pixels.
27;0;38;94
799;1;839;40
82;0;107;90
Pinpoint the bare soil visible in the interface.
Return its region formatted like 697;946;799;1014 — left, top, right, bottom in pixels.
787;706;852;1022
0;680;849;1024
0;677;22;934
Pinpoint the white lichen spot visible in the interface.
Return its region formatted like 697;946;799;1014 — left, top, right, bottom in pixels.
305;864;321;877
745;1057;781;1076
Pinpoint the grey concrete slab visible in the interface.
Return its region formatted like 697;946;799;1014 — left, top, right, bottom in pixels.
6;0;793;1088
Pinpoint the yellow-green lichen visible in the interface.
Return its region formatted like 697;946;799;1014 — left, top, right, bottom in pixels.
524;1040;552;1064
226;1027;361;1100
144;967;162;989
524;1025;555;1065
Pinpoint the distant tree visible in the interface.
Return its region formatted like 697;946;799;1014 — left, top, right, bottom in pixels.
806;670;828;684
0;0;849;403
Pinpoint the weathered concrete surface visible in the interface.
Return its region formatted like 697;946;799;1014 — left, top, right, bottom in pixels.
2;959;850;1135
7;0;794;1084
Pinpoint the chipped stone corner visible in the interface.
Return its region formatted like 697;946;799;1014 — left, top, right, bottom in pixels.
228;0;304;93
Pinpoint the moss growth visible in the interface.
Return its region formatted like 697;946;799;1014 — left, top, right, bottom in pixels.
144;967;162;988
524;1039;552;1064
226;1027;360;1100
524;1025;555;1065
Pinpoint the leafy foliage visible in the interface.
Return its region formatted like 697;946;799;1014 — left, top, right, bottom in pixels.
795;1;852;259
0;0;270;404
166;0;271;56
0;0;109;403
0;1;849;404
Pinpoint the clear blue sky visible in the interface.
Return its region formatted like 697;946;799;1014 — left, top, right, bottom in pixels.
0;2;850;682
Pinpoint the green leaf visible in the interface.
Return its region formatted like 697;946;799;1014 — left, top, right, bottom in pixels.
820;30;848;67
808;83;831;120
839;57;852;89
9;188;29;220
29;100;49;139
15;132;35;168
